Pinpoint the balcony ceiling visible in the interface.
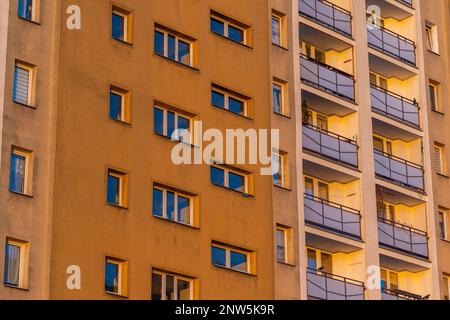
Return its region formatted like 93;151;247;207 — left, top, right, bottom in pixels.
305;231;362;254
299;23;352;52
368;52;417;80
380;252;429;272
366;0;414;20
302;89;356;117
303;158;359;183
377;184;425;206
372;117;420;142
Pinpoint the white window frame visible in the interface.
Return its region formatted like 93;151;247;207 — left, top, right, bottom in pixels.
152;270;194;300
11;147;32;195
212;243;251;273
429;82;439;111
271;14;282;46
153;186;194;226
154;106;193;143
425;24;439;54
210;14;246;44
110;88;128;122
155;28;193;66
4;239;27;288
211;88;247;117
380;268;399;290
105;257;123;295
273;81;284;115
14;62;34;106
112;8;130;42
108;170;126;207
272;151;286;188
212;166;249;194
276;226;288;263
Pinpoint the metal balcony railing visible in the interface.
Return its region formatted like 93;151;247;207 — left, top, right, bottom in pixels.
303;123;358;167
378;216;428;258
304;194;361;238
299;0;352;36
397;0;413;7
307;268;365;300
373;149;424;191
367;23;416;65
382;289;426;301
300;54;355;101
370;84;420;127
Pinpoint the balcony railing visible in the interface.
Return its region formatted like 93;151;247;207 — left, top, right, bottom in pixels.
303;123;358;167
299;0;352;36
300;54;355;101
382;289;426;301
374;149;424;191
307;268;365;300
304;194;361;238
378;216;428;258
367;23;416;65
371;84;420;127
397;0;413;7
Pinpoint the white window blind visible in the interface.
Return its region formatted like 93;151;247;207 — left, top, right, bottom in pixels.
435;146;443;174
13;65;30;105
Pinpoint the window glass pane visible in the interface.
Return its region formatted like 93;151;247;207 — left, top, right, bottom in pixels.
228;25;244;43
177;116;189;142
153;188;163;217
444;277;449;300
166;275;175;300
178;40;190;65
177;195;190;224
105;261;119;293
211;167;225;186
317;115;328;131
212;91;225;108
107;174;120;205
211;18;225;35
154;108;164;136
167;111;175;139
380;270;387;291
155;31;165;56
439;212;447;239
379;77;388;90
272;16;281;45
273;84;282;114
151;273;162;300
228;172;244;192
369;73;377;86
272;154;281;186
18;0;32;20
230;251;247;272
168;34;176;60
211;246;226;267
166;191;175;221
9;153;26;193
13;65;30;105
429;85;437;110
109;92;122;120
318;182;329;201
112;13;125;40
276;229;286;262
320;252;333;274
304;178;314;197
4;243;21;286
228;97;244;114
373;137;384;152
307;249;317;270
389;272;398;290
177;278;191;300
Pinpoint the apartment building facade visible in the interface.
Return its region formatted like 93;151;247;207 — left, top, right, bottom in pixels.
0;0;449;300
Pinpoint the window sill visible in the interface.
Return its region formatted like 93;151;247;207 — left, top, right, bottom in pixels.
427;49;440;57
273;184;291;192
17;16;41;25
154;132;195;148
107;202;128;210
3;283;29;291
437;173;449;179
109;117;132;127
431;109;445;116
105;291;128;299
211;182;254;199
153;215;200;230
272;43;289;51
111;37;134;47
210;31;253;49
274;111;291;119
440;238;450;244
13;100;37;110
154;53;200;72
211;104;253;120
212;264;256;277
9;190;33;198
277;261;296;267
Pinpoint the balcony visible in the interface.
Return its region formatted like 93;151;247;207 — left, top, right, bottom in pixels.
304;194;361;238
300;54;355;101
374;149;424;191
378;217;428;258
303;123;358;167
299;0;352;37
371;84;420;128
397;0;413;7
382;289;427;301
307;268;365;300
367;24;416;66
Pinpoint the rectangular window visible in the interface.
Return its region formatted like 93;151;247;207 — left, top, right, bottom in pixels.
444;276;449;300
306;248;332;273
152;185;194;226
272;151;288;188
210;166;250;195
272;15;281;45
211;242;253;274
438;208;448;240
13;61;34;106
380;269;398;291
154;26;194;66
276;226;292;264
112;7;132;43
434;143;445;175
109;86;130;123
153;105;192;143
425;23;439;54
4;239;28;288
9;147;32;195
273;79;288;116
210;12;248;45
18;0;39;21
429;81;440;112
152;270;194;300
107;169;128;208
211;85;250;117
105;257;127;296
307;248;317;270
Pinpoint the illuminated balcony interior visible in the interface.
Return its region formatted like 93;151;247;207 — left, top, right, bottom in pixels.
366;0;414;21
379;267;431;300
306;247;365;300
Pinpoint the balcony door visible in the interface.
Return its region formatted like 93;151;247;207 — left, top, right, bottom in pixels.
370;72;388;90
301;42;326;64
373;136;392;155
307;248;333;274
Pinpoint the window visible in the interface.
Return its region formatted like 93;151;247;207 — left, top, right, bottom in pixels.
153;105;192;143
107;169;128;208
112;7;132;43
425;23;439;53
304;176;329;201
153;185;194;226
434;143;445;175
306;248;332;274
18;0;39;22
211;242;253;274
301;42;326;63
429;81;440;112
373;136;392;154
211;84;250;117
273;79;288;116
369;72;388;90
109;86;130;123
105;257;127;296
211;165;252;195
380;269;398;291
13;61;35;106
154;26;194;66
302;108;328;130
272;151;288;188
438;208;448;240
443;276;449;300
152;270;194;300
4;239;28;288
9;147;32;195
276;225;292;264
271;13;284;46
210;12;248;44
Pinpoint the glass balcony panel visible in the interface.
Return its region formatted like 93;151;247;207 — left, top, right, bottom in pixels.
307;269;365;300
